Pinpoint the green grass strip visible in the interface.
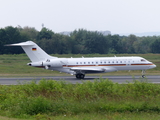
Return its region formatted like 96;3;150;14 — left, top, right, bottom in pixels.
0;78;160;119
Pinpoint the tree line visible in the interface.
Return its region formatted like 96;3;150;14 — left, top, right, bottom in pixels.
0;26;160;54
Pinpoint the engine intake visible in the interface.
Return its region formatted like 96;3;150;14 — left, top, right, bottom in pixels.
27;62;42;67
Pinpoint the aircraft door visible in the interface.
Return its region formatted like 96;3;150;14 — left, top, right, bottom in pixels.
127;61;131;66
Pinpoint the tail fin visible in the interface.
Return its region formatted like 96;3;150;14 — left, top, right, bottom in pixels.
5;41;57;62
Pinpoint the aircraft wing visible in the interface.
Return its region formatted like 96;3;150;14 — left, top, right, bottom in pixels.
71;67;104;71
70;67;117;74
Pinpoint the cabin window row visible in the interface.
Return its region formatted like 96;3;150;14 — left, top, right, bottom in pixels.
76;61;134;64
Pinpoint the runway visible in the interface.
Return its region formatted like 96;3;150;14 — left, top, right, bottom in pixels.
0;75;160;85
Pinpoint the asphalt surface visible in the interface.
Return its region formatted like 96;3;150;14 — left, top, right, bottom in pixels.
0;75;160;85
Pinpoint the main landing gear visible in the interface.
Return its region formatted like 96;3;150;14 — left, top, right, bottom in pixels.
142;70;146;78
76;73;85;79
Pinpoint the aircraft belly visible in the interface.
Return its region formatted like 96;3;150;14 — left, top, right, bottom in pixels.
82;71;105;74
50;67;74;74
115;65;149;70
131;65;149;70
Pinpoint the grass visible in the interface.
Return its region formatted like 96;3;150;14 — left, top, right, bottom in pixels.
0;79;160;120
1;112;160;120
0;54;159;77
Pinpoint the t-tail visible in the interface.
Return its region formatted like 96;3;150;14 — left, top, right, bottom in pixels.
5;41;57;62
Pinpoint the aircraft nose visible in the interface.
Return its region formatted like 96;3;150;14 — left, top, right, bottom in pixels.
149;64;156;69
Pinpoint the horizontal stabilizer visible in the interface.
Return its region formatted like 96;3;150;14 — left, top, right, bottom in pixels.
5;41;35;46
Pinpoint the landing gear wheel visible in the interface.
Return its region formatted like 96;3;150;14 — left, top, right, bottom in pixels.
80;74;85;79
142;75;145;78
76;74;85;79
76;74;80;79
142;70;146;78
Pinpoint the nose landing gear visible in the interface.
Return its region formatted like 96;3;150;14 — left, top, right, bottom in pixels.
142;70;146;78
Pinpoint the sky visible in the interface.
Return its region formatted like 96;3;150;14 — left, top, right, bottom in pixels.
0;0;160;34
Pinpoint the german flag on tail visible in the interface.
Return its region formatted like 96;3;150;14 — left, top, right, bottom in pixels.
32;48;37;51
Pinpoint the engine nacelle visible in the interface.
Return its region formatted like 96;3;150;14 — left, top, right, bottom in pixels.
27;62;42;67
28;58;67;69
42;59;61;67
43;58;67;68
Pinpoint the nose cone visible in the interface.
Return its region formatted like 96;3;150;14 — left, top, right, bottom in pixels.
149;64;156;69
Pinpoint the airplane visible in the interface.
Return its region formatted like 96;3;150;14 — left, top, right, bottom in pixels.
6;41;156;79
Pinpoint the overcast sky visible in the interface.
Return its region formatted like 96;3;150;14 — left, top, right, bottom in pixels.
0;0;160;34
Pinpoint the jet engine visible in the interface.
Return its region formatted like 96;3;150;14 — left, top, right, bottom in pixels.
28;58;67;69
42;59;62;67
27;62;42;67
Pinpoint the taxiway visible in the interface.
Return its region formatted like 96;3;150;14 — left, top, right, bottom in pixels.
0;75;160;85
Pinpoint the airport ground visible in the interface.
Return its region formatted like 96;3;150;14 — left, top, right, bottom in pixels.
0;75;160;85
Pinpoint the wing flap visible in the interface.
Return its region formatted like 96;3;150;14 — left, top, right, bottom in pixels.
70;67;104;71
70;67;117;74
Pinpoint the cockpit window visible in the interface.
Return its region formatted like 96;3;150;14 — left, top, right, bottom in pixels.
141;59;146;62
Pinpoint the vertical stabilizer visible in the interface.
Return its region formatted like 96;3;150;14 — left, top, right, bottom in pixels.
6;41;57;62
